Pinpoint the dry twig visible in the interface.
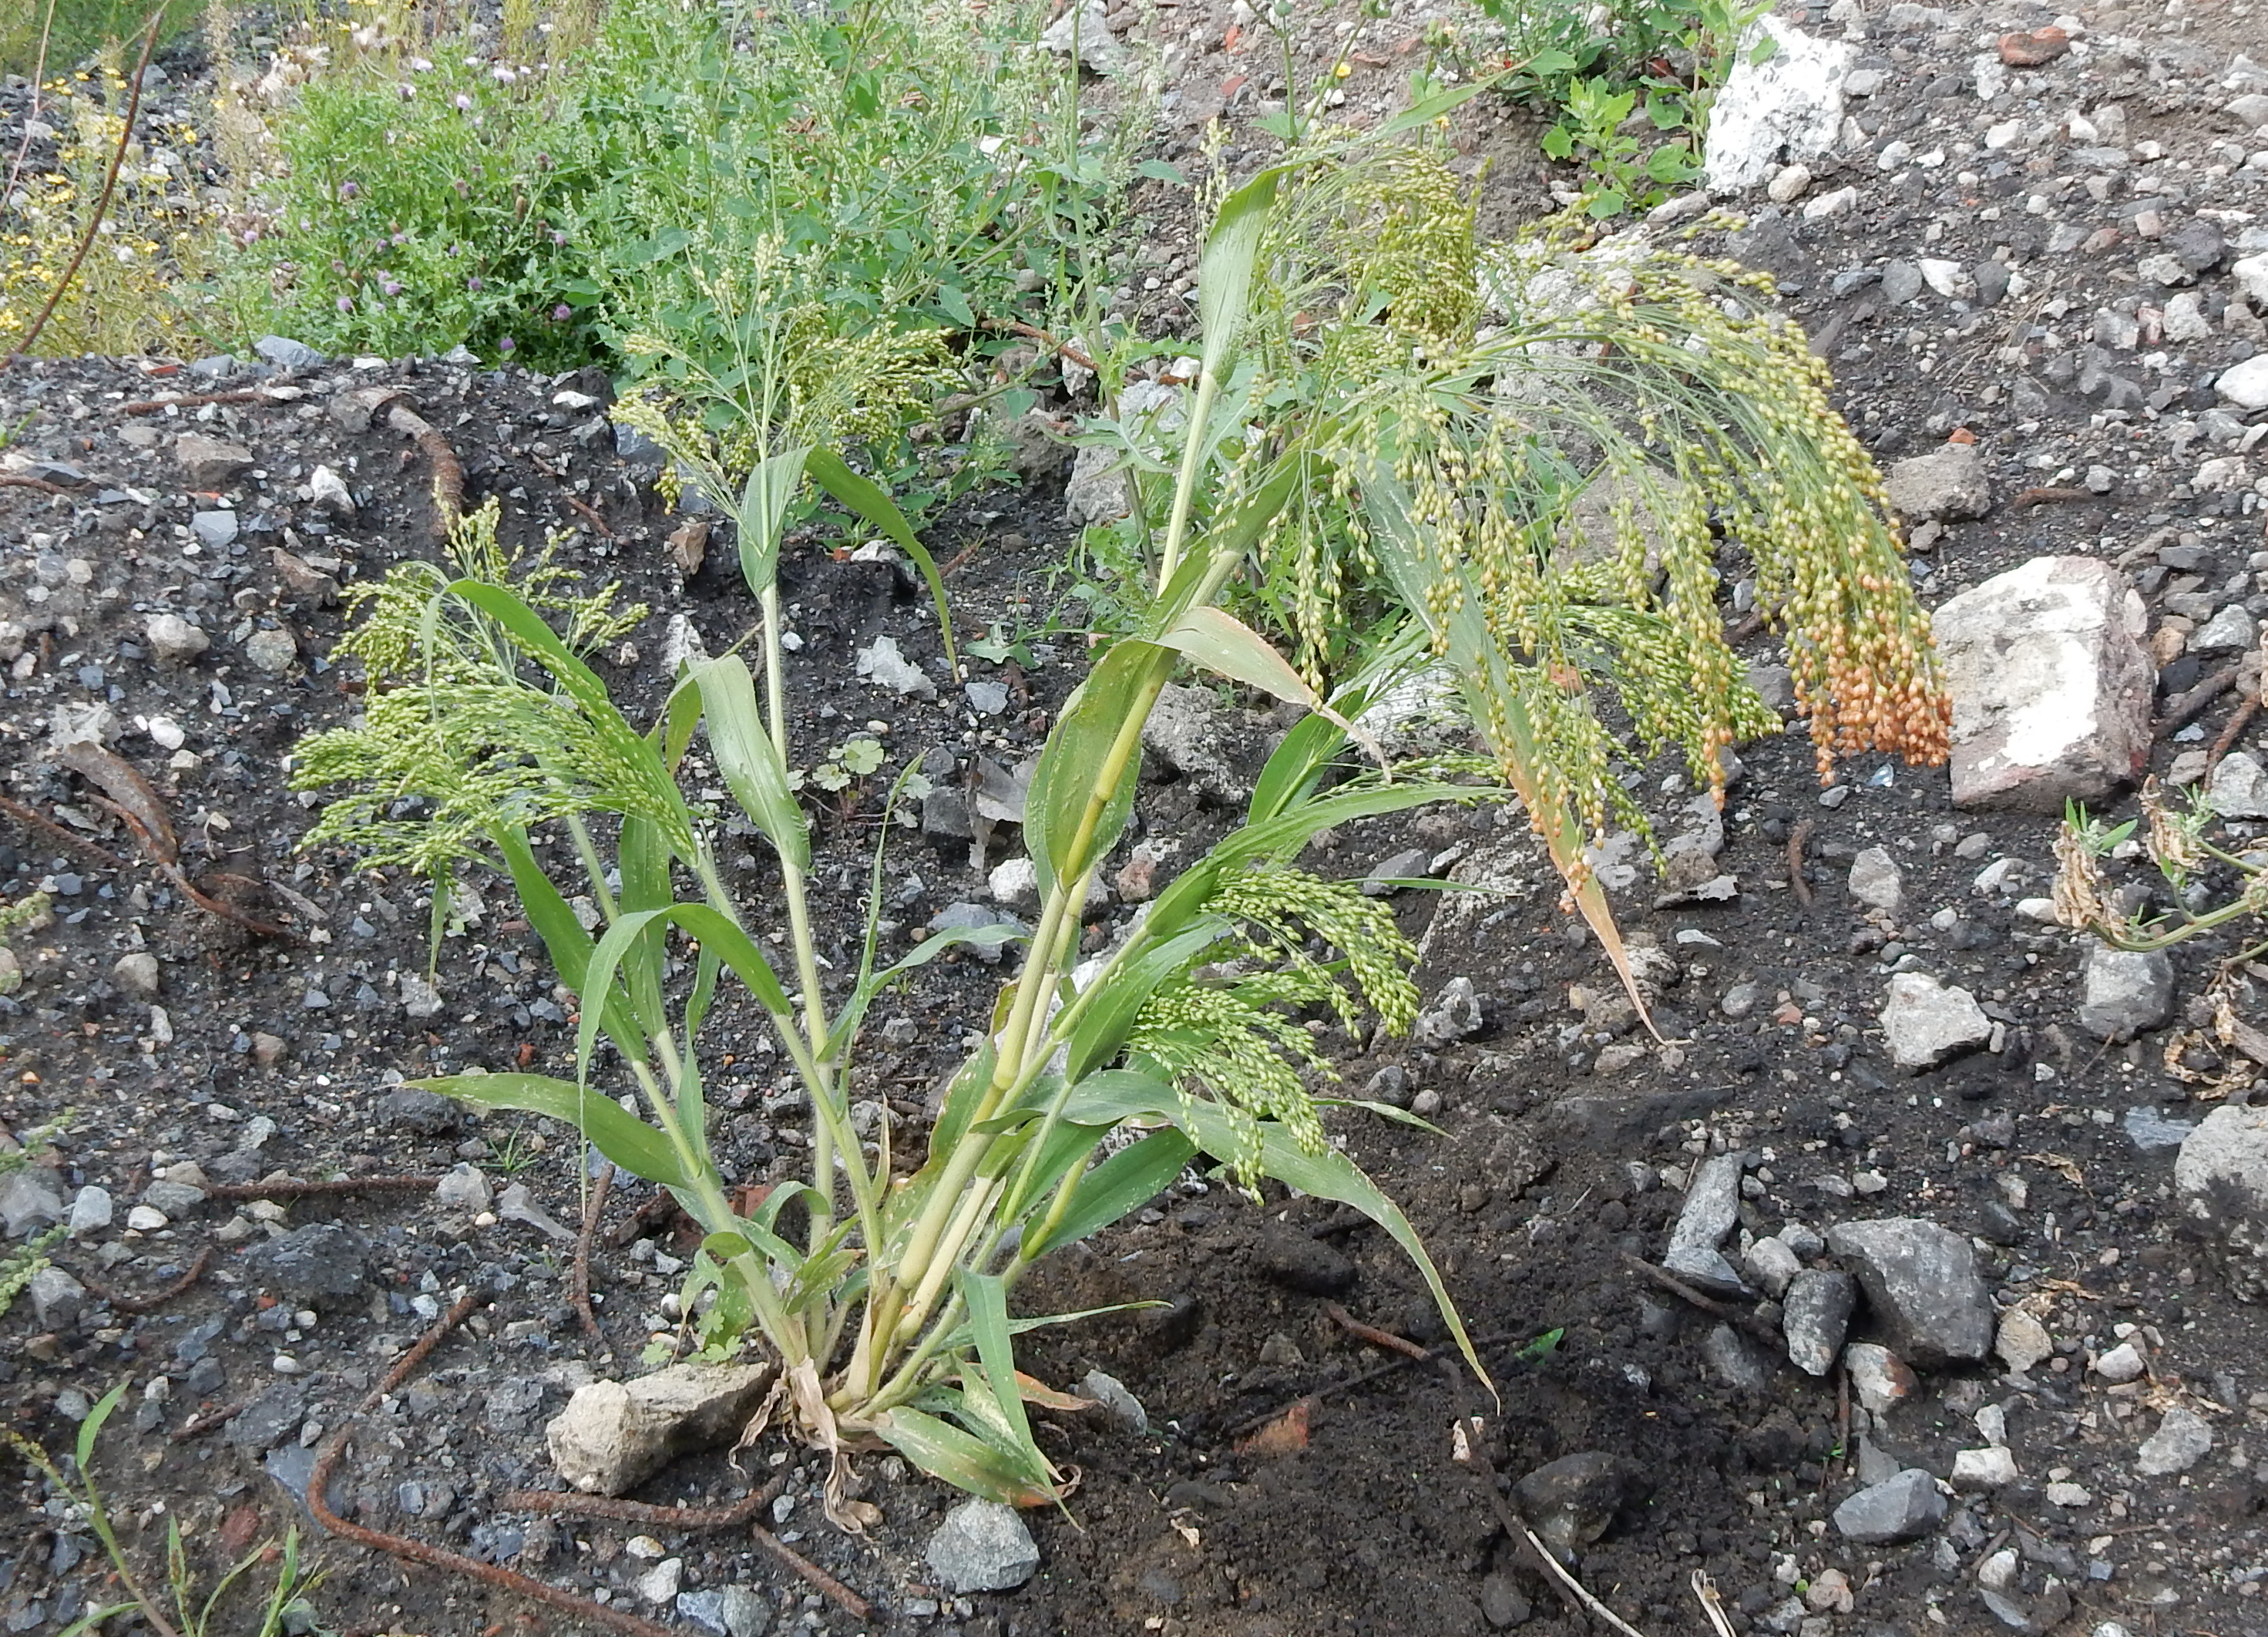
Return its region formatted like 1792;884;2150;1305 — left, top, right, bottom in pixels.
1618;1253;1781;1346
116;388;301;415
3;5;166;364
2208;697;2259;774
80;1246;210;1314
751;1522;872;1620
1323;1301;1428;1360
1440;1360;1651;1637
1692;1571;1739;1637
208;1175;440;1200
0;475;68;494
2156;664;2241;738
1786;818;1814;907
504;1474;785;1531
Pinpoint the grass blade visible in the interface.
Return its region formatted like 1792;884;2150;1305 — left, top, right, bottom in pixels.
415;1072;690;1187
807;447;961;681
690;654;811;872
1026;1125;1198;1257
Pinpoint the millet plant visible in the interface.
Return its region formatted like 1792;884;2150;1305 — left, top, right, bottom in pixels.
297;113;1950;1513
295;167;1487;1514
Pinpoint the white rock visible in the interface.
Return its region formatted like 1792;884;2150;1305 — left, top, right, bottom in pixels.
2235;253;2268;306
1885;443;1990;519
1767;163;1813;202
305;464;355;518
545;1363;776;1495
1984;119;2024;150
2207;751;2268;819
1037;0;1130;76
855;635;936;700
2216;354;2268;411
127;1205;169;1232
2137;1407;2213;1476
987;856;1040;909
2092;1340;2146;1382
113;952;160;997
2163;292;2212;343
1702;18;1853;192
1932;557;2152;812
1918;257;1971;297
145;613;209;664
634;1558;684;1605
1846;846;1903;913
1995;1309;2053;1373
68;1186;113;1235
244;627;297;675
1803;185;1859;218
1880;972;1992;1071
434;1161;492;1215
1952;1445;2020;1488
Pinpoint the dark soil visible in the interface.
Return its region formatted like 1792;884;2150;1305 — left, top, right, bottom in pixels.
7;0;2268;1633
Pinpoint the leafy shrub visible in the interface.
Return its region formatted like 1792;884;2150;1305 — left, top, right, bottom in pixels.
220;0;1120;403
295;175;1491;1511
1458;0;1772;214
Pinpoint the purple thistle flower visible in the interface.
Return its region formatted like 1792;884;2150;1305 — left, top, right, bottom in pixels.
452;92;473;112
466;275;483;291
338;180;360;200
336;294;354;313
381;277;403;297
553;304;571;322
499;337;515;354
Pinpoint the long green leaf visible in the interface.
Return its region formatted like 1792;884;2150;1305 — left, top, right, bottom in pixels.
872;1405;1055;1507
1195;167;1286;384
690;654;811;872
490;824;639;1047
1055;1075;1491;1397
75;1381;129;1474
1060;919;1231;1082
734;444;812;591
959;1272;1048;1494
1154;606;1384;765
575;905;795;1110
1027;1125;1198;1257
1247;711;1347;826
806;447;961;681
1023;637;1170;902
414;1072;690;1188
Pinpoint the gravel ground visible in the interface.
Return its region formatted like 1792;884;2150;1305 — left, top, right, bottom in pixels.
5;2;2268;1635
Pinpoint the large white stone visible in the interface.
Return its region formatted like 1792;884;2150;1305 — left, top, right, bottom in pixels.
1880;972;1992;1071
2215;354;2268;412
1932;557;2151;811
1703;18;1854;191
545;1363;774;1495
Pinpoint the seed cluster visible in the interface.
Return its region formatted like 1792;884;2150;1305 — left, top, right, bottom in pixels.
1215;146;1947;858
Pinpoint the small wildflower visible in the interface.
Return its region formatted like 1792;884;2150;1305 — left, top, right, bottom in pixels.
1333;59;1351;77
552;304;570;321
397;82;415;100
381;277;403;297
499;337;514;354
466;275;483;291
336;294;354;313
452;92;472;111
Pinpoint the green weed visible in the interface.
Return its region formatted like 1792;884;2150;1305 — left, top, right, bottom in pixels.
5;1383;331;1637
